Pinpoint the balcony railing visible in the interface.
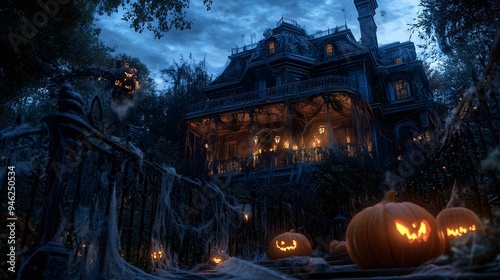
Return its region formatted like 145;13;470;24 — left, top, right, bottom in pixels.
210;144;363;175
186;75;358;117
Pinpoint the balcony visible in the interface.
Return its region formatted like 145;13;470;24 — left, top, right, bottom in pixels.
186;75;358;117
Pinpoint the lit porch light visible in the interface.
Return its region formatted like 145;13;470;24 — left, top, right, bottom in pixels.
284;141;289;149
319;125;325;135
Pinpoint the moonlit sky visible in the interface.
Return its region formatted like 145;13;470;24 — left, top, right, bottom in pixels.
95;0;422;90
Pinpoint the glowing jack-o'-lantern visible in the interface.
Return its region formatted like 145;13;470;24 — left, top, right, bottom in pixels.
436;207;485;247
346;190;445;269
267;230;312;260
210;249;228;265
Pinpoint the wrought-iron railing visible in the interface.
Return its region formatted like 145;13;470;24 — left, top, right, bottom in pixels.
231;42;259;55
230;23;348;55
0;86;245;278
212;144;362;175
0;85;360;278
186;75;358;116
309;24;349;39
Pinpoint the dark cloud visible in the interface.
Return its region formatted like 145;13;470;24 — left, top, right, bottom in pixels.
95;0;418;89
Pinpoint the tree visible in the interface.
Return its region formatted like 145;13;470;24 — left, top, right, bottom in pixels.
0;0;214;101
160;54;212;143
93;0;213;39
0;1;113;101
412;0;500;81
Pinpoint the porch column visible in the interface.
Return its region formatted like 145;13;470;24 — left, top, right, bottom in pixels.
212;115;219;174
322;94;335;153
286;100;293;164
248;109;254;169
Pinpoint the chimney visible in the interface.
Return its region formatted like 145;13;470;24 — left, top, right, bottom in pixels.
354;0;378;50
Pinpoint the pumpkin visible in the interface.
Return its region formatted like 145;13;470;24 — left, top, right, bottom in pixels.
345;190;445;268
329;240;347;254
436;207;485;247
267;230;312;260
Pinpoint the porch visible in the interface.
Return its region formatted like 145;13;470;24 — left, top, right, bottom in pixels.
211;144;364;175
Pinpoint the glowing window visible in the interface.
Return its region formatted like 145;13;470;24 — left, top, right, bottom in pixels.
268;41;275;54
326;44;333;57
395;57;403;64
393;80;409;100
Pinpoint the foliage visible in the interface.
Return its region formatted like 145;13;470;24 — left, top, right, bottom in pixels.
412;0;499;75
0;0;214;101
160;54;212;143
93;0;213;39
0;1;113;101
313;156;384;220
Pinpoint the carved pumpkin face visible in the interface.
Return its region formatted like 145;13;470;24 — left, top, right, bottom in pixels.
346;190;445;269
394;219;431;242
267;230;312;260
436;207;485;247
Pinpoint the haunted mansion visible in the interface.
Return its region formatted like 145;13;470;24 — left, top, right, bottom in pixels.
184;0;434;177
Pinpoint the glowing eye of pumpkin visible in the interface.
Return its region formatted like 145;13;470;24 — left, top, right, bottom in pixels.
276;240;297;251
446;225;477;237
395;220;431;242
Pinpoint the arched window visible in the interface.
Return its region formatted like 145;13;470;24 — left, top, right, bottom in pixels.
268;41;275;54
392;79;410;101
325;43;333;57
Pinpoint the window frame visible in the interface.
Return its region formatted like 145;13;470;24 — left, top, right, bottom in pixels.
390;79;411;102
325;43;333;57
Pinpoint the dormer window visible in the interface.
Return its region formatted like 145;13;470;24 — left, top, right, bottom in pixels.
325;43;333;57
393;79;410;100
395;57;403;64
268;41;275;54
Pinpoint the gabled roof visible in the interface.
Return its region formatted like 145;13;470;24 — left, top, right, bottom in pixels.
378;41;417;65
209;18;367;88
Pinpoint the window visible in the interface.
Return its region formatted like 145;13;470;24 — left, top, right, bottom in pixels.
393;80;409;100
325;43;333;57
268;41;275;54
395;57;402;64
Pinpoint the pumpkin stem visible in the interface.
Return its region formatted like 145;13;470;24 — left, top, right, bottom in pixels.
381;190;397;204
289;229;296;233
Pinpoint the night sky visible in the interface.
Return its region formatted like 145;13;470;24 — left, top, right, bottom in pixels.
95;0;420;89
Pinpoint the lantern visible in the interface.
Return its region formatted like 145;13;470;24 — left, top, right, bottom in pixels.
436;207;485;247
267;230;312;260
345;190;445;268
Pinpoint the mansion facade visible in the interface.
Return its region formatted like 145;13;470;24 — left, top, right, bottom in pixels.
183;0;434;177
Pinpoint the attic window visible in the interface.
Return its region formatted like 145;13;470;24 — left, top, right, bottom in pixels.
395;57;403;64
268;41;275;54
326;43;333;57
393;79;409;100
